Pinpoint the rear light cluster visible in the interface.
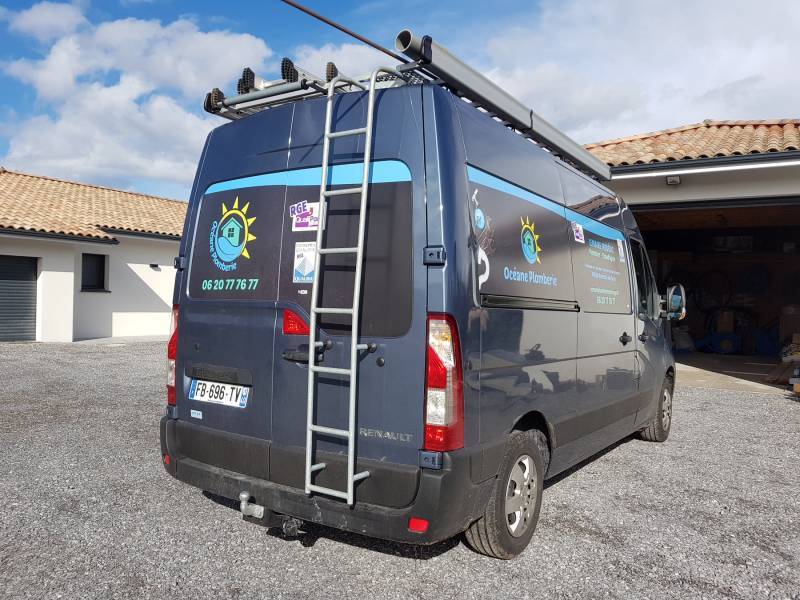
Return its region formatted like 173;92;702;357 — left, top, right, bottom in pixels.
283;308;310;336
166;304;179;406
424;313;464;452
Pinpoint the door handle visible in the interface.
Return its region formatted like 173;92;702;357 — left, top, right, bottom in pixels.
281;348;323;363
638;332;649;342
281;349;309;362
619;332;632;345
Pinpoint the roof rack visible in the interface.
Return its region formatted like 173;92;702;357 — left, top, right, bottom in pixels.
393;30;610;180
202;30;610;180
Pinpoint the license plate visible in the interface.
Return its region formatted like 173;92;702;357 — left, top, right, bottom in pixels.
188;379;250;408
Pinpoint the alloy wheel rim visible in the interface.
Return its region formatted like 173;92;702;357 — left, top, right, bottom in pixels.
661;388;672;430
505;454;536;537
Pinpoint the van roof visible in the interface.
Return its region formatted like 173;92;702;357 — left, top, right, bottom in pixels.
203;31;610;181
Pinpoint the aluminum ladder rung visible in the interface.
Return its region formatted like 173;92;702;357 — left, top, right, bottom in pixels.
317;247;358;255
307;484;348;500
309;424;350;438
313;307;353;315
312;342;369;350
310;365;351;376
310;462;326;473
324;187;362;197
327;127;367;139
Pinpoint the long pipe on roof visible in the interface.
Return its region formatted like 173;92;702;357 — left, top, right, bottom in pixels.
395;29;611;181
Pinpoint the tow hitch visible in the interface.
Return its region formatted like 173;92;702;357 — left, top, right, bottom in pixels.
238;490;303;536
239;491;265;519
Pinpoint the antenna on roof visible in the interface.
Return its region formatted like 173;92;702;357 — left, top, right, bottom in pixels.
279;0;408;64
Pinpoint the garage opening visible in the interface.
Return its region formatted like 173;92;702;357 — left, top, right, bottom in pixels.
0;255;38;342
634;200;800;388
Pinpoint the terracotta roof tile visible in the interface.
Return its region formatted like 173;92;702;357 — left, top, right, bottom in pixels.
0;168;187;241
585;120;800;166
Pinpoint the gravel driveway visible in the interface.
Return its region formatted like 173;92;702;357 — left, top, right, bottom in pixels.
1;341;798;599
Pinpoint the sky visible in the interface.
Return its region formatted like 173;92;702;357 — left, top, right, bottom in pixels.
0;0;798;200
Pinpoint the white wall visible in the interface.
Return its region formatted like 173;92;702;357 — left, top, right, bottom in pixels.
608;163;800;205
0;234;75;342
73;235;178;340
1;232;178;342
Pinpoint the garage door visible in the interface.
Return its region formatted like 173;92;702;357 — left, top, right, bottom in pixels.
0;255;37;341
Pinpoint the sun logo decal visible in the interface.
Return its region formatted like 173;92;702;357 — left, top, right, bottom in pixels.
209;197;256;272
520;216;541;264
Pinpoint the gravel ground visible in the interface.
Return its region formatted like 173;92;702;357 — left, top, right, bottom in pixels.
1;341;798;600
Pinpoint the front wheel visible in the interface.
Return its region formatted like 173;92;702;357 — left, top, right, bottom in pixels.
640;375;674;442
464;430;545;559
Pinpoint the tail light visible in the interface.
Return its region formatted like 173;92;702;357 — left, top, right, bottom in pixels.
408;517;429;533
166;304;179;406
424;313;464;451
283;308;310;336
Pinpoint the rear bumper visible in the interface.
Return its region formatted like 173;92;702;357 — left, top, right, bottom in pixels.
160;416;495;544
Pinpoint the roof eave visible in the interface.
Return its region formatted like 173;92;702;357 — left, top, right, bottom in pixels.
609;150;800;178
0;227;119;244
100;227;181;241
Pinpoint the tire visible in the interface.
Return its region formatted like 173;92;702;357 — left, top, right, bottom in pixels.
640;375;674;442
464;430;545;559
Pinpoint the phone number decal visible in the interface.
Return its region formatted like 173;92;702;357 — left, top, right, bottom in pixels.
201;277;260;291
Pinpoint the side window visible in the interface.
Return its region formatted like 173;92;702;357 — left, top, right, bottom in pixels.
643;248;660;320
466;165;575;303
630;239;658;319
557;164;624;230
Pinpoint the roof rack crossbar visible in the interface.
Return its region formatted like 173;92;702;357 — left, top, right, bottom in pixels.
394;30;610;180
206;66;380;120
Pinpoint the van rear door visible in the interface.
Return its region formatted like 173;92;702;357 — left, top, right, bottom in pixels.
177;104;294;447
268;90;427;503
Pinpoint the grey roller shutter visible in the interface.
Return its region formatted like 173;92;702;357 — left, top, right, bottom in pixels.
0;255;37;341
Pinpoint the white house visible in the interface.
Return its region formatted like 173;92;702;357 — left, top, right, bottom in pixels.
586;120;800;354
0;167;186;342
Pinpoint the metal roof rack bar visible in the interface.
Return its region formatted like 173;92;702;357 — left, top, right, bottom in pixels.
205;65;379;120
394;30;610;180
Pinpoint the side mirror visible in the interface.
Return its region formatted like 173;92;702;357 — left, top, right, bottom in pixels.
661;283;687;321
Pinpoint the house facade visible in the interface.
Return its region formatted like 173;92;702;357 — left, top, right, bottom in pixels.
0;168;186;342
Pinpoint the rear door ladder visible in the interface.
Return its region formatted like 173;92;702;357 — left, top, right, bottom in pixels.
304;67;403;505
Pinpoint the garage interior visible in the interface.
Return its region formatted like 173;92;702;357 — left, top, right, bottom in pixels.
633;200;800;387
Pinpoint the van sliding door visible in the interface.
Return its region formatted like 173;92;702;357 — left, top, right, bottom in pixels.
466;166;579;449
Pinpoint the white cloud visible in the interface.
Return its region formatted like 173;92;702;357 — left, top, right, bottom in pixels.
2;11;272;196
480;0;800;143
293;42;388;79
3;76;218;192
9;2;87;42
7;17;271;101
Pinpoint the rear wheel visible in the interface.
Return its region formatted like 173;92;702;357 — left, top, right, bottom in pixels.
640;375;674;442
464;430;545;559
